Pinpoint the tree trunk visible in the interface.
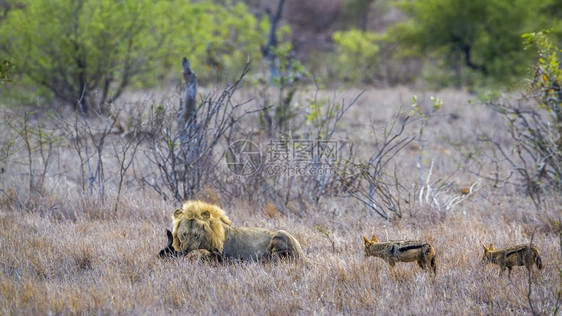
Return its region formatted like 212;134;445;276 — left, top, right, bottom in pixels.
178;57;197;148
261;0;285;84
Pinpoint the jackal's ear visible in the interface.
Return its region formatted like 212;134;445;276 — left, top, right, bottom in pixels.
363;235;371;246
166;229;173;243
371;235;378;243
489;243;494;251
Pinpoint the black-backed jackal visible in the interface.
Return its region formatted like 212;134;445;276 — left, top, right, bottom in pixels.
363;235;437;274
481;243;543;278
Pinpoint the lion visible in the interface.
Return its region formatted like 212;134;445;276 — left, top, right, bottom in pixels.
169;200;304;262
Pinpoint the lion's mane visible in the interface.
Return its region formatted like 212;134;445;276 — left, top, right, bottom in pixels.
171;200;232;252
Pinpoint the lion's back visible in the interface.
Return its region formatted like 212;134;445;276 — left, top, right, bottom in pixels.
222;227;276;260
223;227;303;261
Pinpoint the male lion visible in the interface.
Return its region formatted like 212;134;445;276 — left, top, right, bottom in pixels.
170;200;304;262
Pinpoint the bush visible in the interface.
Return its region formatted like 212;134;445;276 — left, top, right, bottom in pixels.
332;29;381;84
387;0;553;87
0;0;163;112
0;58;14;84
0;0;263;112
476;30;561;207
521;30;562;192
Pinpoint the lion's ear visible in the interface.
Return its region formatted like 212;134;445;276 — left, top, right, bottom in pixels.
173;208;182;219
363;235;371;246
200;210;211;220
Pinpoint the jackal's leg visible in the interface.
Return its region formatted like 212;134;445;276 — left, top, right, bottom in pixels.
507;267;513;278
417;260;424;269
524;258;533;273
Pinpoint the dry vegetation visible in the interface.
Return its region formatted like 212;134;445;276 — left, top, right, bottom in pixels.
1;87;561;315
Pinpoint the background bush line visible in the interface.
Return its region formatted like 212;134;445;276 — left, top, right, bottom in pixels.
1;0;562;110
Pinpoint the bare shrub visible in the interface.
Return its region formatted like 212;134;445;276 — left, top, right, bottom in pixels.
418;160;481;212
337;107;416;219
472;31;561;208
223;85;360;215
4;111;61;194
110;114;146;214
297;83;361;204
57;109;122;201
476;95;561;208
144;58;252;201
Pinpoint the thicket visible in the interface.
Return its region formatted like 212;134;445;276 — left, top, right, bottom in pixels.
0;0;264;112
2;0;562;105
474;31;562;208
333;0;562;88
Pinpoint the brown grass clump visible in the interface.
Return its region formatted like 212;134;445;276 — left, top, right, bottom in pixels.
264;201;281;218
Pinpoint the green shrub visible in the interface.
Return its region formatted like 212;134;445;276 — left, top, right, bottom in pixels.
0;0;263;112
0;58;14;84
332;29;381;84
387;0;553;87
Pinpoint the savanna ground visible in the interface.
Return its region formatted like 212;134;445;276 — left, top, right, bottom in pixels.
0;86;560;315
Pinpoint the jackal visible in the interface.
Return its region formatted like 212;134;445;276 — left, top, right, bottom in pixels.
363;235;437;274
481;243;543;278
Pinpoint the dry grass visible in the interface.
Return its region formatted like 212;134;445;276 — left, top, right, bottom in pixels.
0;87;560;315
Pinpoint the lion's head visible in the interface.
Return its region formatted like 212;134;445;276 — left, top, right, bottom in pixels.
171;200;231;253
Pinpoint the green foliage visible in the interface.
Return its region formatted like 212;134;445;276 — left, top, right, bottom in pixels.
522;30;562;160
0;0;263;111
306;98;331;134
389;0;554;87
257;44;309;135
332;29;381;83
523;30;562;90
0;58;14;84
163;1;264;82
0;0;162;111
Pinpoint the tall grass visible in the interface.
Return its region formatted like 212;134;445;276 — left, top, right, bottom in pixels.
0;87;560;314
